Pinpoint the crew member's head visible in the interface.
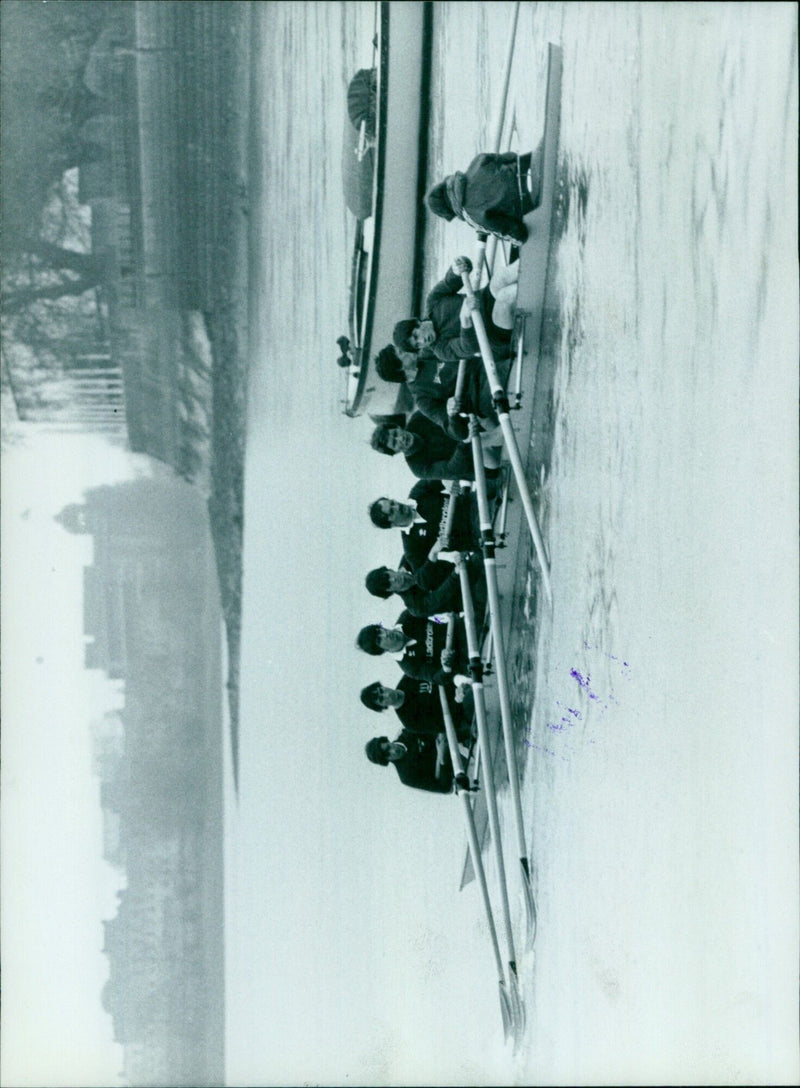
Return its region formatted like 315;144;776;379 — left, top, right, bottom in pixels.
365;736;406;765
360;681;405;712
370;424;416;456
365;567;414;599
356;624;407;655
368;497;415;529
425;179;457;221
393;318;435;354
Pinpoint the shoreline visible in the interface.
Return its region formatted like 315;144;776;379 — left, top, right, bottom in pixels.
203;3;252;787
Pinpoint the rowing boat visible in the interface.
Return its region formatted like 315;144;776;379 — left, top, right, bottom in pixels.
340;1;433;418
460;42;564;891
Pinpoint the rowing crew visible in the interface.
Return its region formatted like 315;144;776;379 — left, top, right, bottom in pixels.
355;245;520;792
358;477;493;796
349;144;546;796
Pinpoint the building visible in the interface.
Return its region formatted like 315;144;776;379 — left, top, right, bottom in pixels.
58;476;225;1086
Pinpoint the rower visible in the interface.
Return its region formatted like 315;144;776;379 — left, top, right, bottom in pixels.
356;610;468;686
374;341;511;444
370;410;502;482
367;479;479;569
364;553;486;624
392;255;518;367
425;143;543;244
364;732;454;795
360;676;474;744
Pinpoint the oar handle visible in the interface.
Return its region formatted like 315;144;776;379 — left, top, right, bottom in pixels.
440;613;456;676
445;614;456;653
474;235;488;285
454;359;467;406
460;267;478;305
428;480;459;559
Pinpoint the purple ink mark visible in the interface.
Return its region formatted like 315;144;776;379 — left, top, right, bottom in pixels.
580;642;631;671
555;700;582;720
525;738;568;761
571;668;590;687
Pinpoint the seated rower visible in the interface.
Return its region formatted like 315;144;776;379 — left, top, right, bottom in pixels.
393;255;518;367
370;409;502;482
367;479;479;569
365;553;486;624
364;731;457;795
360;676;474;743
375;342;511;444
425;143;544;244
356;609;468;686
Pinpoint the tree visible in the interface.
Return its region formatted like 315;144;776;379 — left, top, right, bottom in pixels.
1;3;120;390
1;0;113;247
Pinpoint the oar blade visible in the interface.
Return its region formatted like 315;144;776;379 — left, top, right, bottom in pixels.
521;857;538;949
498;980;514;1042
506;966;526;1049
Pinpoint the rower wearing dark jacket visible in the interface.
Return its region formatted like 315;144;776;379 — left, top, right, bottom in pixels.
425;144;543;244
368;479;479;569
375;345;511;444
370;410;501;482
365;554;486;624
364;731;453;794
360;676;474;742
392;256;518;366
356;610;468;687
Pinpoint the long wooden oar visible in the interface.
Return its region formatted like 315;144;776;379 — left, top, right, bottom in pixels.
437;683;516;1040
452;554;524;1031
460;271;553;603
428;360;468;562
468;416;537;947
479;1;521;282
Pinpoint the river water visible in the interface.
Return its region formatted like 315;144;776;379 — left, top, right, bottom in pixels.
226;4;798;1084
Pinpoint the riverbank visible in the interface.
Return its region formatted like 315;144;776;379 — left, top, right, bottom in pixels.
201;4;251;784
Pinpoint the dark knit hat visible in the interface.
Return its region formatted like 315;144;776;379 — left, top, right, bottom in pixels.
356;624;384;655
375;344;405;383
365;736;390;765
426;179;456;221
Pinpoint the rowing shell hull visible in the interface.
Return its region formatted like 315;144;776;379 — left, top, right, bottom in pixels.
460;43;564;890
343;1;432;417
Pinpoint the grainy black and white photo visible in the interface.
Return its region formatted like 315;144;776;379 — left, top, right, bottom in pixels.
1;2;798;1085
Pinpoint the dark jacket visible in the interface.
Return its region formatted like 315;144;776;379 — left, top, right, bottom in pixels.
424;268;480;364
390;729;452;794
394;674;443;734
404;412;474;482
400;480;478;567
398;553;486;625
405;479;480;559
424;270;513;366
395;611;448;674
400;511;441;571
451;152;528;243
395;611;469;687
410;357;512;441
